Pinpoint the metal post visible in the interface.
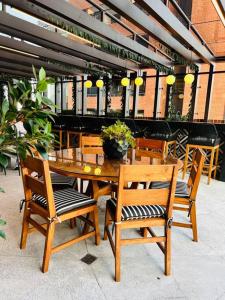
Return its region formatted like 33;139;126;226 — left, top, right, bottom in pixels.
204;64;214;122
124;71;131;117
60;78;63;112
82;75;87;115
189;69;199;121
153;70;160;119
165;85;171;118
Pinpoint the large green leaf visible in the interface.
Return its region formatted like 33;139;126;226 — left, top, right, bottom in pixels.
0;187;5;193
37;80;47;92
0;153;8;169
35;144;48;160
0;219;6;226
1;99;9;116
0;230;6;239
32;65;37;80
39;67;46;81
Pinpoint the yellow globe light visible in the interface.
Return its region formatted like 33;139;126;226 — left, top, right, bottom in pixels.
184;74;195;85
135;77;144;86
84;80;92;88
121;77;130;87
83;165;91;173
96;79;104;88
94;167;102;175
166;75;176;85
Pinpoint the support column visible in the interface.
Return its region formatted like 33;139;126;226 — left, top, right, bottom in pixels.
153;70;160;119
82;75;88;115
97;77;104;116
76;75;82;115
124;71;131;117
204;64;214;122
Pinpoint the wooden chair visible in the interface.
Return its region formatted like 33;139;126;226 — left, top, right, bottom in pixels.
80;136;112;198
151;149;205;242
136;138;166;159
104;163;178;282
81;136;103;154
20;156;100;273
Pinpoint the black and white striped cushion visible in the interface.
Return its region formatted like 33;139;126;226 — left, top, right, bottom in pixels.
32;188;96;215
50;173;76;187
150;181;189;198
107;199;166;221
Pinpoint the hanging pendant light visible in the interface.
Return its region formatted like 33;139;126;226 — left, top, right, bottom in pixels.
166;75;176;85
84;80;92;88
121;77;130;87
184;49;195;85
96;79;104;88
184;73;195;85
135;76;143;86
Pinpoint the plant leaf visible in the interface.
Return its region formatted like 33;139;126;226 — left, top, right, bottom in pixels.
0;153;8;169
0;187;5;193
0;219;6;226
32;65;37;80
39;67;46;81
0;230;6;239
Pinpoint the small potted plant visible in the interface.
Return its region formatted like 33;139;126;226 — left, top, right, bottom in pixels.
101;120;135;159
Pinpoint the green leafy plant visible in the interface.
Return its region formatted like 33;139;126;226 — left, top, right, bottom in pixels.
101;120;135;148
0;67;56;238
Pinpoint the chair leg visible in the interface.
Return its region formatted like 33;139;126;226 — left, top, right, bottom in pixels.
165;226;171;276
42;222;55;273
143;227;148;238
182;145;189;179
208;148;215;185
115;223;121;282
190;202;198;242
70;218;76;229
103;206;110;241
92;207;100;246
213;147;219;179
20;209;31;249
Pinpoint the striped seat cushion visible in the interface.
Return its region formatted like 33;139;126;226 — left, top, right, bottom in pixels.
150;181;189;198
32;188;96;215
50;173;76;187
107;199;166;221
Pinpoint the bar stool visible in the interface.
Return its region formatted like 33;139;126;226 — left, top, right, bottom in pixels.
182;123;221;185
143;120;179;157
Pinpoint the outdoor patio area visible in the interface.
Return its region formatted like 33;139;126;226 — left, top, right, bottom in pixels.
1;170;225;300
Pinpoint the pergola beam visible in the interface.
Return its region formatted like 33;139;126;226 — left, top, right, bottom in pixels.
135;0;214;63
3;0;170;67
0;60;63;77
100;0;208;63
0;48;76;76
0;12;137;72
0;35;90;73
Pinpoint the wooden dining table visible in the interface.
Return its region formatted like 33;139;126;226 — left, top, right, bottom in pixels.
48;147;182;199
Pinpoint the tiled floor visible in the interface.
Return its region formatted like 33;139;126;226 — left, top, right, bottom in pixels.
0;170;225;300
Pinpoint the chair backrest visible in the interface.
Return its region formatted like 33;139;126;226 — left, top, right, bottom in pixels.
81;136;103;154
136;138;166;158
116;164;178;222
188;149;205;200
21;156;56;218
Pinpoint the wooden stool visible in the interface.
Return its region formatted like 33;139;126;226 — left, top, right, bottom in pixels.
182;143;220;185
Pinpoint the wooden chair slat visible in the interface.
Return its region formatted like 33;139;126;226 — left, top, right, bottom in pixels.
122;189;170;206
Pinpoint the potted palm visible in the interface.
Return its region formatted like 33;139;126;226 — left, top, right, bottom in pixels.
0;66;56;239
101;120;135;159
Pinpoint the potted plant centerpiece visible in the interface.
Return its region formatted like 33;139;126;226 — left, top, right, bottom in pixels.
101;120;135;159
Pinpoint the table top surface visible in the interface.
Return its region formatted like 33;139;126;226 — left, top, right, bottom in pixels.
48;148;181;181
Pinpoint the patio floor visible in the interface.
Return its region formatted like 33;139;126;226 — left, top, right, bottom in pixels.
0;170;225;300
